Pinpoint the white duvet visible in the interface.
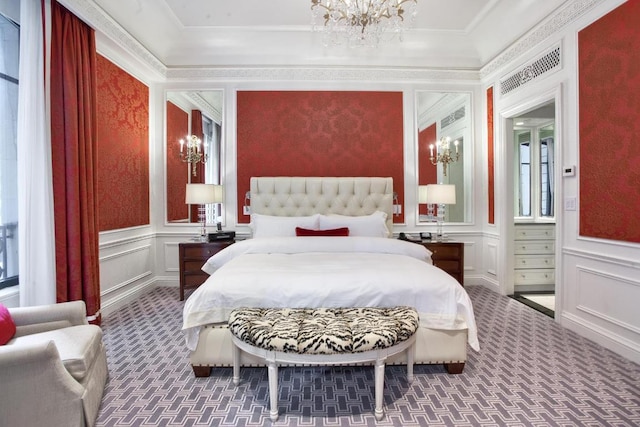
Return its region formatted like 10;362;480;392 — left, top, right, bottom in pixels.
182;237;479;351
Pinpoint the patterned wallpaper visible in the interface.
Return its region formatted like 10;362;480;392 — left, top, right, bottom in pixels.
237;91;405;223
166;102;189;222
418;123;437;215
578;1;640;243
96;54;149;231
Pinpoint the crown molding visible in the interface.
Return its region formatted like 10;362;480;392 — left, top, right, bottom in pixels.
480;0;600;79
59;0;166;79
165;67;481;83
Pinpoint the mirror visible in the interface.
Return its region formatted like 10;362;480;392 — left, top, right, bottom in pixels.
416;91;472;223
166;90;223;223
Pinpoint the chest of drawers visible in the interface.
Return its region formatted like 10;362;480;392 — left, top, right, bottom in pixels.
514;224;555;290
422;241;464;286
178;240;234;300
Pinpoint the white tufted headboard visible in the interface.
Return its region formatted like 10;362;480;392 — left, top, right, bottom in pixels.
250;177;394;234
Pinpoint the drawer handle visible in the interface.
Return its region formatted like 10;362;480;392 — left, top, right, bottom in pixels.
544;246;549;250
521;246;527;250
544;260;549;264
521;260;527;264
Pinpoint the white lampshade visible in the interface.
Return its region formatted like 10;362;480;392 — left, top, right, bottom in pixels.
425;184;456;205
185;184;223;204
418;185;429;204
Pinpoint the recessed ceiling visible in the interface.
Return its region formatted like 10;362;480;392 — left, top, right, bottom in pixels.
90;0;569;69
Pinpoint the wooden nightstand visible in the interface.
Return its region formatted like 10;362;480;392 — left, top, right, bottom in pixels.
178;240;234;301
422;241;464;286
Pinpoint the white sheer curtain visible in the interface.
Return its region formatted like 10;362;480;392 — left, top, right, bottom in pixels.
17;0;56;305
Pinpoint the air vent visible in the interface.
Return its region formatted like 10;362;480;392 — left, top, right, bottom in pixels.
500;46;561;95
441;106;465;129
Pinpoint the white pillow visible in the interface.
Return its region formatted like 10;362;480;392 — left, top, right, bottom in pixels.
250;213;320;238
319;211;390;238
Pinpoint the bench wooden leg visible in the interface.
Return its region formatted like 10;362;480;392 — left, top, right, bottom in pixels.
191;365;211;377
374;359;385;421
267;362;279;421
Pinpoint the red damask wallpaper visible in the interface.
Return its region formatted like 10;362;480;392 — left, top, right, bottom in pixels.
237;91;405;223
578;1;640;243
487;86;495;225
166;102;189;222
96;54;149;231
418;123;437;215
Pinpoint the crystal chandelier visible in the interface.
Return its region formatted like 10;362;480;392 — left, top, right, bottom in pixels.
311;0;418;47
429;136;459;177
179;135;208;177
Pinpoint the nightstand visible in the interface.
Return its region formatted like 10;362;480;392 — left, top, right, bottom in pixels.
422;241;464;286
178;240;234;301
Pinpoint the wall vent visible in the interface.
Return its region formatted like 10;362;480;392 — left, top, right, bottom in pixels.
500;46;561;96
441;106;465;129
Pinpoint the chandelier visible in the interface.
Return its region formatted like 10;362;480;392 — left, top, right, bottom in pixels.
311;0;418;47
179;135;208;177
429;136;459;177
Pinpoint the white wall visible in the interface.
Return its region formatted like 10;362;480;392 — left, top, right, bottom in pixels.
480;0;640;363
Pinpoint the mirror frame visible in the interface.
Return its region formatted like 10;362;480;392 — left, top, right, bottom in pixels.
415;90;473;224
164;89;225;226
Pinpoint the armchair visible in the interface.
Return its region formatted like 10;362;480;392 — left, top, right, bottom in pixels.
0;300;108;427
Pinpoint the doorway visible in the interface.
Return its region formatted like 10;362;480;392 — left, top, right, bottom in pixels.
511;104;556;317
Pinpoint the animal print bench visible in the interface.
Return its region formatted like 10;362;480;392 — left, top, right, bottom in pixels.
228;306;419;421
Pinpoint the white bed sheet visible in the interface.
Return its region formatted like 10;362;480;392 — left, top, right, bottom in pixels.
182;237;479;352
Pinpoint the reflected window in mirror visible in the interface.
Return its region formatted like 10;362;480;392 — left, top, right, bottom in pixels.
416;91;471;224
166;91;223;224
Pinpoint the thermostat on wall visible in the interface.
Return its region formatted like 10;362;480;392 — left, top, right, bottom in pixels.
563;165;576;177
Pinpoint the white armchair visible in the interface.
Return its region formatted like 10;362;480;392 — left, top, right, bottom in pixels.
0;300;108;427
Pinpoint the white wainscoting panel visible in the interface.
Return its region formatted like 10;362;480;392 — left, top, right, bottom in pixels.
576;266;640;335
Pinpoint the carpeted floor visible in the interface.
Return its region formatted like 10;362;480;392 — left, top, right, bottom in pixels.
96;286;640;426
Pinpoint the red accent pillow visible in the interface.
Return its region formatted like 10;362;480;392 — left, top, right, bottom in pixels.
295;227;350;237
0;303;16;345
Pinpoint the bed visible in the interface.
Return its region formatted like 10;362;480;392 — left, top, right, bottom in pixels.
183;177;479;376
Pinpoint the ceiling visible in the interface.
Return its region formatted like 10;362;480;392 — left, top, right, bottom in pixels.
90;0;569;70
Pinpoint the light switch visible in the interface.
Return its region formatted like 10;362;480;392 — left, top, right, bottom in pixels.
564;197;576;211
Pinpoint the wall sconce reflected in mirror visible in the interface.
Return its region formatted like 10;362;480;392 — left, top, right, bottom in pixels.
429;136;459;177
179;135;208;177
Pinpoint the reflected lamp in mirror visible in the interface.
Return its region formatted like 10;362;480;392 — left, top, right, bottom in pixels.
429;136;459;177
179;135;208;177
425;184;456;241
185;184;223;240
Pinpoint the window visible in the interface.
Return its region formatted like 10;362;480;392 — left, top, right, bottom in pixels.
0;12;19;290
514;122;555;221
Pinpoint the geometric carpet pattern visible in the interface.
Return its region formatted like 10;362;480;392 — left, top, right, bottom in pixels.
96;286;640;426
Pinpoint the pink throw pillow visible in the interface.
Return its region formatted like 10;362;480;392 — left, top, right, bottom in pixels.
0;303;16;345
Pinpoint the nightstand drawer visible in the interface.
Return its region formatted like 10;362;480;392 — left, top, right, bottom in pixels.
433;259;462;273
429;244;462;259
183;273;210;288
183;260;211;273
182;243;231;259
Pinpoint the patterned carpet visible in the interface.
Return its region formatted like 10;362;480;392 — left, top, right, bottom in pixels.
96;286;640;426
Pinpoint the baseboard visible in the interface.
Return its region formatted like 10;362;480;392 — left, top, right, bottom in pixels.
561;312;640;365
100;279;159;317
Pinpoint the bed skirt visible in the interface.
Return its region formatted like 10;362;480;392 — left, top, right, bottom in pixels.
189;324;468;375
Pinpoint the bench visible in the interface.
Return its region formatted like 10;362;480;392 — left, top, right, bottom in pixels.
228;306;419;421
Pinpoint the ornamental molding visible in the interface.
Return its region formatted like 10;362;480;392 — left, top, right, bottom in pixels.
480;0;601;79
60;0;167;79
165;67;480;83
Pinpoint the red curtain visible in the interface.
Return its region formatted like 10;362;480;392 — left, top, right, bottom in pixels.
50;1;101;322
